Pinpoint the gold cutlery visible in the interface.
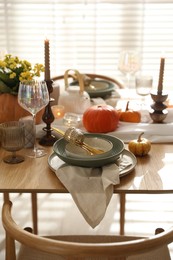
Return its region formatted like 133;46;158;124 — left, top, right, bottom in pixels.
52;127;105;155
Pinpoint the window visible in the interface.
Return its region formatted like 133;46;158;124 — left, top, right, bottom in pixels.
0;0;173;90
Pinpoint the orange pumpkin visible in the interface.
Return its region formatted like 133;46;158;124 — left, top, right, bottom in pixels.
0;93;43;124
83;104;119;133
118;101;141;123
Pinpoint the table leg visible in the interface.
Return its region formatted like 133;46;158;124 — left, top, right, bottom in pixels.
3;193;10;202
31;193;38;234
119;193;126;235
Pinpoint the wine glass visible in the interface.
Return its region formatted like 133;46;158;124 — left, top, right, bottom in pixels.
118;50;141;88
18;80;49;158
1;121;25;164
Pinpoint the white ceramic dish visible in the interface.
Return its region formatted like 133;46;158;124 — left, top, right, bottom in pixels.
65;137;113;159
53;133;124;168
48;149;137;178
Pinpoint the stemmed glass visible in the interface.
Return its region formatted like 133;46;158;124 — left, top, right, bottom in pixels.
118;50;141;88
18;80;49;158
1;121;25;164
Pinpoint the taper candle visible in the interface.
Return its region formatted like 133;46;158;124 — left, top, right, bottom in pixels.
157;57;165;93
44;38;50;81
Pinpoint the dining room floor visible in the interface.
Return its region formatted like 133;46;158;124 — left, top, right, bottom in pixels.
0;192;173;259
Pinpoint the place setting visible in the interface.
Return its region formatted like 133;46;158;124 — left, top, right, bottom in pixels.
48;127;137;176
47;126;137;228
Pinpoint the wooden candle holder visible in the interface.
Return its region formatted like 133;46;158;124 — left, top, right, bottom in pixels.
150;92;168;123
39;79;57;146
39;39;57;146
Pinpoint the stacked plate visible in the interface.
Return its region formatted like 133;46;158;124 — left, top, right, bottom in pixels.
52;133;125;168
48;133;137;177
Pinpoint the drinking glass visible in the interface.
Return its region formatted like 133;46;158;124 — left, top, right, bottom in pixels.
18;80;49;158
1;121;25;164
118;50;141;88
135;74;153;109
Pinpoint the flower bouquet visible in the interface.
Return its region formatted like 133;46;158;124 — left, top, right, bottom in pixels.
0;54;45;123
0;54;44;95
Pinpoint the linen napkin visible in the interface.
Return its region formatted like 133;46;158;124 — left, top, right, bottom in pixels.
53;152;133;228
55;163;120;228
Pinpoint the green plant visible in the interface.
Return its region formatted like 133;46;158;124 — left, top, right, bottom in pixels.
0;54;44;95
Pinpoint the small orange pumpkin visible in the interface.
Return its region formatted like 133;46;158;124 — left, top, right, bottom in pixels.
118;101;141;123
0;93;43;124
83;104;119;133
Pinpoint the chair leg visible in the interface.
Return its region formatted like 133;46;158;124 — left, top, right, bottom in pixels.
5;231;16;260
3;193;16;260
119;193;126;235
31;193;38;234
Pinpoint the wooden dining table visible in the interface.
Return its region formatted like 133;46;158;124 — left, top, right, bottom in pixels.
1;142;173;235
1;143;173;194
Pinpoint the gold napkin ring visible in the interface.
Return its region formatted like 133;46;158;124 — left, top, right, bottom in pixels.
64;127;84;144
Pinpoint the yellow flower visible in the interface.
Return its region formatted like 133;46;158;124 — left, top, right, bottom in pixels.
33;63;44;77
0;61;6;67
9;63;17;70
9;72;16;79
19;71;33;81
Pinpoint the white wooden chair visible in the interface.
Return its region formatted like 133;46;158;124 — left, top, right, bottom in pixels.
2;200;173;260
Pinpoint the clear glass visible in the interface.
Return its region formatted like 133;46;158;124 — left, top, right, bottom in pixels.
135;74;153;109
118;50;141;88
18;80;49;158
1;121;25;164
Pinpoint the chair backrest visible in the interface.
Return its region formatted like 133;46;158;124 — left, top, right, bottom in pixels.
51;73;124;106
2;201;173;260
52;73;125;89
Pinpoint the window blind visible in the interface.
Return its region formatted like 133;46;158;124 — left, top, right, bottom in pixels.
0;0;173;90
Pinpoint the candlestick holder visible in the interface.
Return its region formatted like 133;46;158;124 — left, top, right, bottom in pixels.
39;79;57;146
149;91;168;123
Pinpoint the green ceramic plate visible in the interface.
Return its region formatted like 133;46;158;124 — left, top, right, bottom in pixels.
48;149;137;177
53;133;124;168
70;80;115;98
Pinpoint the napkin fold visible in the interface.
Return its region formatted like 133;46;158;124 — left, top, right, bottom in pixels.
54;154;133;228
56;163;120;228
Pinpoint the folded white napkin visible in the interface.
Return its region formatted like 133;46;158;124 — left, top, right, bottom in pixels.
53;153;133;228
